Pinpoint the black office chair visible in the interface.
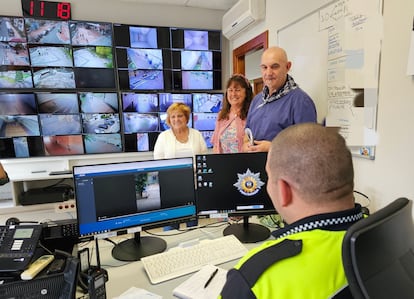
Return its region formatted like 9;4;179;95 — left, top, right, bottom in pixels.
342;197;414;299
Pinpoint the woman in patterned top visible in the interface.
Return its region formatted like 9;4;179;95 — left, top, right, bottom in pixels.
211;74;253;153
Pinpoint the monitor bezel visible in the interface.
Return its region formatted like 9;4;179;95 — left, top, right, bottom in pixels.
195;152;275;217
73;157;197;240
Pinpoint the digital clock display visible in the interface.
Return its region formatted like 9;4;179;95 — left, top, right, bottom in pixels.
22;0;71;20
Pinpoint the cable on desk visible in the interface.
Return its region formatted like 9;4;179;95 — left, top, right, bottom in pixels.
103;238;117;246
38;241;54;255
200;220;230;228
77;240;93;250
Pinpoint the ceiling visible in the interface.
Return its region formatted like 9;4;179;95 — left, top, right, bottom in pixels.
118;0;239;11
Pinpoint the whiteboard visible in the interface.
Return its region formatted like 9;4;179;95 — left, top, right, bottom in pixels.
277;8;329;125
277;0;382;159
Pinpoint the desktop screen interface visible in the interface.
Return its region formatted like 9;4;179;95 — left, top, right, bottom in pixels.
195;152;274;216
73;157;196;238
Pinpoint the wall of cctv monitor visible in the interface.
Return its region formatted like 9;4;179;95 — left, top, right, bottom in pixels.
0;16;223;158
114;24;222;91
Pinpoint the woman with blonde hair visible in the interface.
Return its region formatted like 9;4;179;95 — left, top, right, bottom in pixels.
154;102;207;159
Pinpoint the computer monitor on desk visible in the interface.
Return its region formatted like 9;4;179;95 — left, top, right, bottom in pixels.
195;152;275;243
73;157;197;261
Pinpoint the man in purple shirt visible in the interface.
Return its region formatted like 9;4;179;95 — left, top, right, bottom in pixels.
243;47;317;152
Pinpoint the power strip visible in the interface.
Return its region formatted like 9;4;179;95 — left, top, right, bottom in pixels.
55;199;76;213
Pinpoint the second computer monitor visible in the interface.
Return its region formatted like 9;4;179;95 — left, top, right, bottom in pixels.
195;152;275;243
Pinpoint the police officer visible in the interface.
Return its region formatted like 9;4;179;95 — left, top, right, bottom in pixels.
221;123;363;298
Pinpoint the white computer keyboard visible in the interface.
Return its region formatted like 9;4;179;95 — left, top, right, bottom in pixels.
141;234;248;284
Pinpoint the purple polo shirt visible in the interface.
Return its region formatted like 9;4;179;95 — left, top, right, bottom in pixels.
246;88;317;141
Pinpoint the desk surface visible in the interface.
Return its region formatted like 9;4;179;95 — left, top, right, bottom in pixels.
79;218;273;299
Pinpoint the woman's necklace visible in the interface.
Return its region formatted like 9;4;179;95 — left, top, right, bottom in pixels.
174;128;189;143
230;109;240;118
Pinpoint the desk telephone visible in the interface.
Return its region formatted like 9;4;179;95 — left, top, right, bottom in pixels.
0;224;43;274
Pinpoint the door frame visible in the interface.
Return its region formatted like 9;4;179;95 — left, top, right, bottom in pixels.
232;31;268;75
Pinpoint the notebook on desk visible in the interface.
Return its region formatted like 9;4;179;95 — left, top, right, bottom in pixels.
172;264;227;299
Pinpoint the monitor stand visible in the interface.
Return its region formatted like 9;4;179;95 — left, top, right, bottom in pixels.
111;231;167;261
223;216;270;243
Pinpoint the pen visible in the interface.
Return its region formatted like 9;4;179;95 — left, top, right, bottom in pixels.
204;268;219;288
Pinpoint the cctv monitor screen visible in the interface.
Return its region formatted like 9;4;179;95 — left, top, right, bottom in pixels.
158;93;192;112
36;92;78;113
79;92;118;113
0;93;37;114
0;42;30;66
121;92;158;113
192;93;222;113
181;50;212;70
25;18;70;44
73;46;113;68
124;132;159;152
129;26;158;48
29;45;73;67
69;21;112;46
127;48;163;70
128;69;164;90
193;112;217;131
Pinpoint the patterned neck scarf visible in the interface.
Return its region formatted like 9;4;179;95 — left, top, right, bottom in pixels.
258;74;298;108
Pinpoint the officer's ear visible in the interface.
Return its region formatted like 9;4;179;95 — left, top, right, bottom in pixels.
277;178;293;207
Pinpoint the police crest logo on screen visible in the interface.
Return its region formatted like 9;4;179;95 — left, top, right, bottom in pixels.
233;169;264;196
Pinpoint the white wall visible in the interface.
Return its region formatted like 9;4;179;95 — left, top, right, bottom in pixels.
229;0;414;212
245;50;262;80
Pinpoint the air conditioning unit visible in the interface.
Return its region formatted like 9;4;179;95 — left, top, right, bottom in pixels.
222;0;265;40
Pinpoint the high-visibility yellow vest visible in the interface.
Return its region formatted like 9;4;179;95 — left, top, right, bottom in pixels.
221;229;350;299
